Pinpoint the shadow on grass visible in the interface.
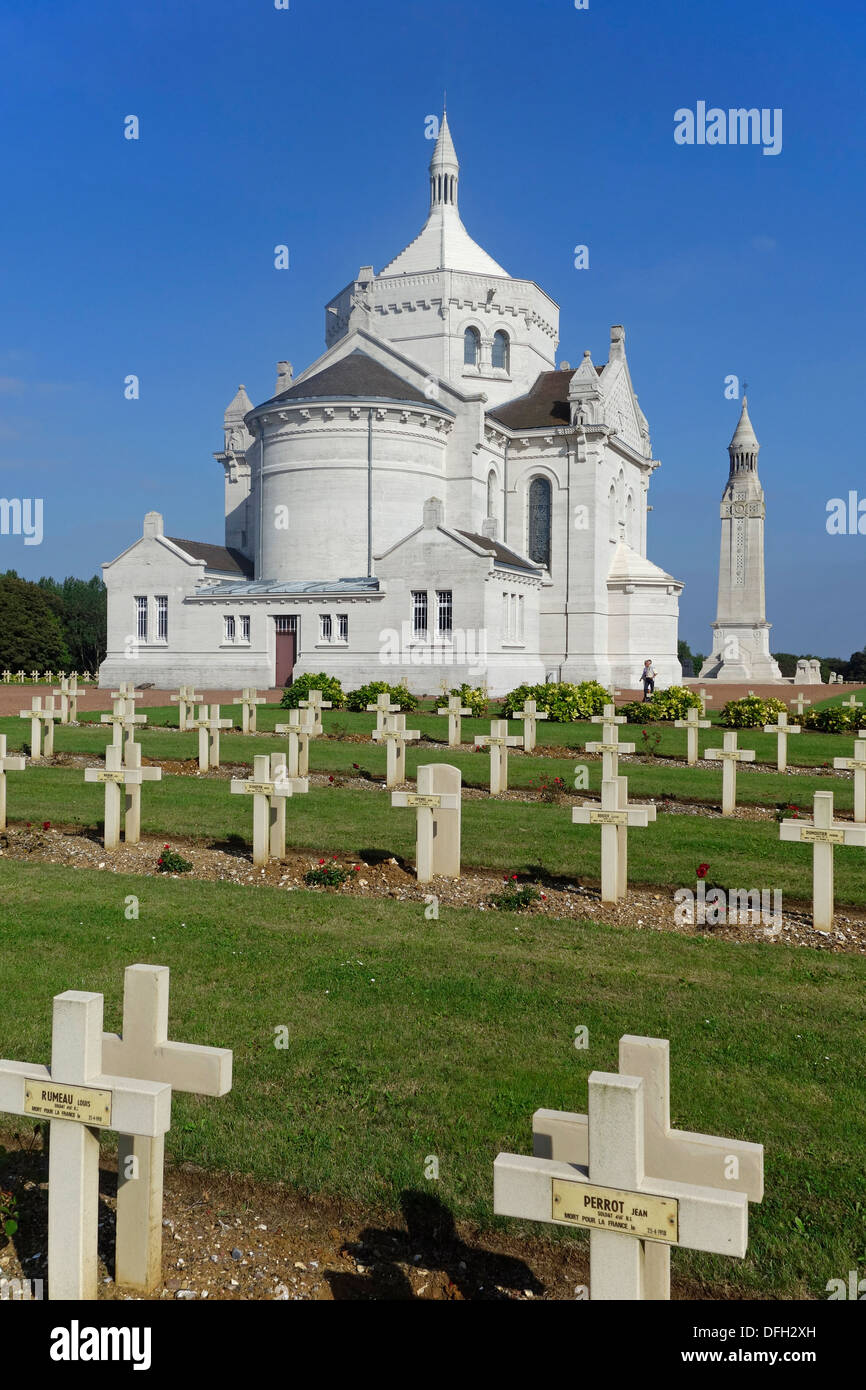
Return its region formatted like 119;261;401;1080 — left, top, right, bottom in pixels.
325;1189;542;1301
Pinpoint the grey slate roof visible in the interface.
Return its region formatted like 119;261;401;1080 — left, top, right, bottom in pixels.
194;576;381;597
167;538;253;577
256;350;453;413
456;530;542;573
488;365;604;431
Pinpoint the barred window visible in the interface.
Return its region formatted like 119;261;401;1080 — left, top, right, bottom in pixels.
155;595;168;642
135;597;147;642
319;614;332;642
337;614;349;642
240;615;250;643
412;590;428;640
436;590;452;638
224;615;235;643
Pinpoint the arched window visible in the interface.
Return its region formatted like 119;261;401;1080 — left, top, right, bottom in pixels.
528;476;552;569
464;327;480;366
487;469;498;523
626;491;635;546
609;484;618;543
492;330;510;371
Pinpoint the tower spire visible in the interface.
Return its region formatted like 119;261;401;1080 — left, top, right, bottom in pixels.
728;393;760;474
429;108;459;212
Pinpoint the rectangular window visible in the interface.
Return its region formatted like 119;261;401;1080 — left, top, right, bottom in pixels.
135;596;148;643
516;593;524;641
156;595;168;642
337;614;348;643
224;615;236;643
319;614;332;642
240;615;250;643
412;590;428;640
502;591;510;639
274;616;297;633
436;590;452;639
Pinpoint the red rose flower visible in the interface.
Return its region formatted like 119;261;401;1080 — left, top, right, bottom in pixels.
696;863;710;879
43;821;50;830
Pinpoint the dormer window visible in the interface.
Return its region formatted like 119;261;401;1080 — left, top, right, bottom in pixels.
464;327;481;366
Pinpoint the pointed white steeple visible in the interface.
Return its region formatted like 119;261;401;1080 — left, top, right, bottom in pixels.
222;384;253;455
728;394;760;473
380;108;508;278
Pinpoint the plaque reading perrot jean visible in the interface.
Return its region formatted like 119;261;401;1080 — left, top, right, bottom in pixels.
24;1081;112;1127
551;1178;678;1243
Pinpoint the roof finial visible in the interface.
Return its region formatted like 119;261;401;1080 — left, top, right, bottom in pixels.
443;89;447;113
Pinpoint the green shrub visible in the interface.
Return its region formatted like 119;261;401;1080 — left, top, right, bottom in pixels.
304;857;359;887
488;877;542;912
280;673;344;710
345;680;419;713
449;682;488;718
720;696;785;729
500;680;610;722
645;685;704;720
804;706;862;734
619;700;655;723
157;845;192;874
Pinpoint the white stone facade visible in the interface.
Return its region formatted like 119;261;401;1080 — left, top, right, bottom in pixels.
100;112;683;696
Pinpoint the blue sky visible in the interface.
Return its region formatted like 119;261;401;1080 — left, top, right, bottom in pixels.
1;0;864;656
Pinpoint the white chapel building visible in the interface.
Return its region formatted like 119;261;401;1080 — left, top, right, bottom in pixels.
100;112;684;696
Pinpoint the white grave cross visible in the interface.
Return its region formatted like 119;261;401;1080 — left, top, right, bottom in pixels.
231;753;298;865
572;776;651;903
170;685;200;732
373;712;420;788
122;742;162;844
763;710;801;773
494;1069;749;1301
100;697;147;756
674;706;711;766
52;675;78;725
779;790;866;929
514;698;549;753
474;718;522;794
19;695;61;761
0;990;171;1300
368;692;402;731
586;715;636;781
101;964;232;1291
275;706;320;777
236;686;266;734
842;694;864;715
791;693;811;718
391;763;461;883
0;732;26;830
191;703;233;771
833;738;866;824
705;730;756;815
436;693;471;748
84;744;144;850
532;1034;764;1299
299;689;332;722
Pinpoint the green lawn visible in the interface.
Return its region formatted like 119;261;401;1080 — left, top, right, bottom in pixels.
0;860;862;1298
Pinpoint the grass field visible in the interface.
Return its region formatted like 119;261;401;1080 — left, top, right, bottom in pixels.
1;859;863;1298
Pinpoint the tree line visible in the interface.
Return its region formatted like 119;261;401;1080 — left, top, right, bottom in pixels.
0;571;106;670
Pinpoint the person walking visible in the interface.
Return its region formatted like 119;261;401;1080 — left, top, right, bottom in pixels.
639;659;656;701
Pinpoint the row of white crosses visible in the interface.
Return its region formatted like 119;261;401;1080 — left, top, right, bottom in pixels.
170;685;200;732
0;964;231;1299
496;1035;762;1300
575;706;653;903
19;695;61;759
87;685;161;848
52;674;79;724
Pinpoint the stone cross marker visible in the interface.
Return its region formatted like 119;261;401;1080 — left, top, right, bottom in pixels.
833;738;866;824
763;710;801;773
779;790;866;929
391;763;461;883
85;744;144;850
236;686;266;734
111;682;143;705
191;703;233;771
514;698;549;753
299;689;332;722
436;694;471;748
791;693;811;718
475;718;522;795
231;753;298;865
52;675;78;724
698;687;709;715
19;695;61;761
100;697;147;756
674;706;711;766
705;730;756;816
373;711;420;788
275;707;321;778
494;1068;750;1301
0;989;171;1300
572;776;651;903
170;685;200;733
586;715;636;781
266;751;308;859
368;692;402;731
841;694;864;715
0;733;26;831
121;742;162;844
101;964;232;1291
532;1034;764;1299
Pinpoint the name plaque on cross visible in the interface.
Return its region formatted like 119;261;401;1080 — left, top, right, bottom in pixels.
552;1179;679;1243
589;810;629;826
24;1081;113;1126
800;827;844;845
403;794;443;808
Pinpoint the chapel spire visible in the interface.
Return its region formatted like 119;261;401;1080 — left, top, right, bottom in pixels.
728;394;760;474
429;108;459;211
